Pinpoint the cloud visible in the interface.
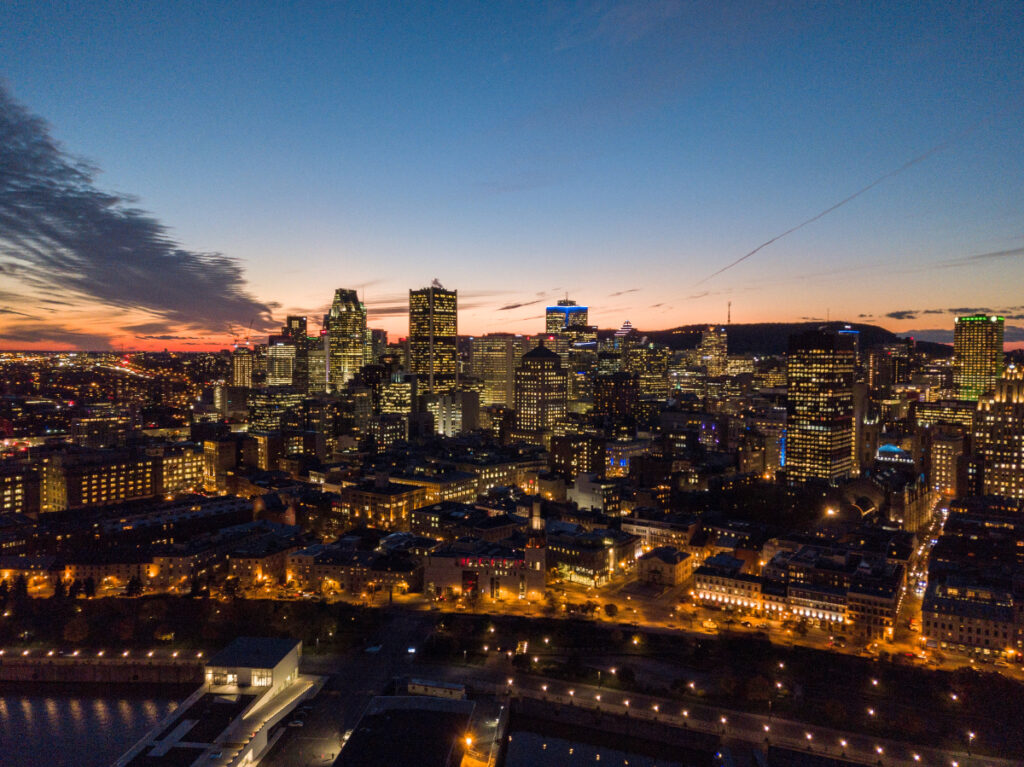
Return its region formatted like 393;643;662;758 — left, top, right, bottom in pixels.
0;307;33;318
0;321;111;349
885;310;918;320
135;334;202;341
947;307;993;315
941;246;1024;267
557;1;687;50
498;299;543;311
0;84;277;338
921;309;946;314
608;288;640;297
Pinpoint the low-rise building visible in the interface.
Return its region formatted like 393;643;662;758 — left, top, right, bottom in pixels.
637;546;691;586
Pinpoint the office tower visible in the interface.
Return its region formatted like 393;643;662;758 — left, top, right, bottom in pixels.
284;315;307;341
248;388;305;433
954;314;1004;400
513;342;567;446
409;282;457;392
928;428;965;497
266;342;296;387
307;343;328;394
699;326;728;377
786;329;856;484
370;328;389;364
974;366;1024;498
325;289;368;391
231;346;254;388
594;372;639;424
545;298;589;333
282;315;310;391
470;333;526;406
623;343;672;398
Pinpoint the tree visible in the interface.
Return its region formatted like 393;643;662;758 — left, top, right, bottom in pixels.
125;576;143;597
51;579;67;600
63;615;89;643
68;580;83;599
83;577;96;599
603;603;619;618
12;574;29;601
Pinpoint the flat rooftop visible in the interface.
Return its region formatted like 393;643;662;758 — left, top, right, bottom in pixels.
334;696;474;767
207;636;299;670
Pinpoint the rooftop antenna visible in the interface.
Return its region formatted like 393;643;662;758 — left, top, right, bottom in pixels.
727;301;731;325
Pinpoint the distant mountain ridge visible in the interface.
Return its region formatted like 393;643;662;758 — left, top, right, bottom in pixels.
598;322;953;357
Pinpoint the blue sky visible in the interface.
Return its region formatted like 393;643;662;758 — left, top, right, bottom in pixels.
2;1;1023;348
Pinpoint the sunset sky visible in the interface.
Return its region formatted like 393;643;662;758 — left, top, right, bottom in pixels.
2;2;1024;350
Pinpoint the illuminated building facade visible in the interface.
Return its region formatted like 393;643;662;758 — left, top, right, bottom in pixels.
326;288;368;391
699;325;728;377
409;283;457;392
512;343;567;446
231;346;254;388
470;333;525;406
786;329;856;484
954;314;1003;401
266;342;296;387
974;366;1024;498
545;298;588;333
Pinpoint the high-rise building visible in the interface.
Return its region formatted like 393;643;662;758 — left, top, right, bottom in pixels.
545;298;589;334
231;346;254;388
470;333;526;406
307;341;328;394
326;289;368;391
409;282;457;392
974;366;1024;498
786;329;856;484
513;342;567;446
699;326;728;378
623;343;671;399
593;372;639;424
266;342;296;387
954;314;1004;401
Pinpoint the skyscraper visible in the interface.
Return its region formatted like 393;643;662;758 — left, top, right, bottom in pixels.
266;342;296;387
231;345;254;388
954;314;1004;401
974;366;1024;498
513;342;567;446
699;326;728;378
325;289;368;391
409;282;457;393
470;333;525;406
786;329;856;484
545;298;589;334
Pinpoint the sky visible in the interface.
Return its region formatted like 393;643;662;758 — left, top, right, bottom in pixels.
1;1;1024;351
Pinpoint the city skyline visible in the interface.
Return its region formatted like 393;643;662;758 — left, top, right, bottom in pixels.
2;2;1024;351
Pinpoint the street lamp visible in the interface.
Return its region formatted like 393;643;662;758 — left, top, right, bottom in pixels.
968;731;975;754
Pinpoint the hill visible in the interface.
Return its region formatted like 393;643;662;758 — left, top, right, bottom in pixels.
600;322;953;357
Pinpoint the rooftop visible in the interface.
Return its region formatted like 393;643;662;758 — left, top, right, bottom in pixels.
207;636;299;670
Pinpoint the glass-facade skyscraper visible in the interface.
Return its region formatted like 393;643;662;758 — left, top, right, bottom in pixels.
786;329;856;484
325;289;367;391
954;314;1004;401
409;282;457;393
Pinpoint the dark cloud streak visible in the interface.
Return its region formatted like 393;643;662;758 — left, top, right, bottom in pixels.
0;84;277;336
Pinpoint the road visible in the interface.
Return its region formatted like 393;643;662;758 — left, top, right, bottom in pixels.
417;659;1014;767
259;609;434;767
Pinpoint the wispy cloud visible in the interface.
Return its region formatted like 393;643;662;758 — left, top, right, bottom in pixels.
940;246;1024;267
885;310;918;320
0;321;112;350
498;299;543;311
0;83;277;338
608;287;640;297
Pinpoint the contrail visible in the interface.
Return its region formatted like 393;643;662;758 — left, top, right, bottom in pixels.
693;124;985;287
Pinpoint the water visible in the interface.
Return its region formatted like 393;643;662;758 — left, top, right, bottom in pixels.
504;730;687;767
0;687;182;767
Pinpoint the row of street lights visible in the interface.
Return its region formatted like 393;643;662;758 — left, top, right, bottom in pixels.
522;680;977;765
